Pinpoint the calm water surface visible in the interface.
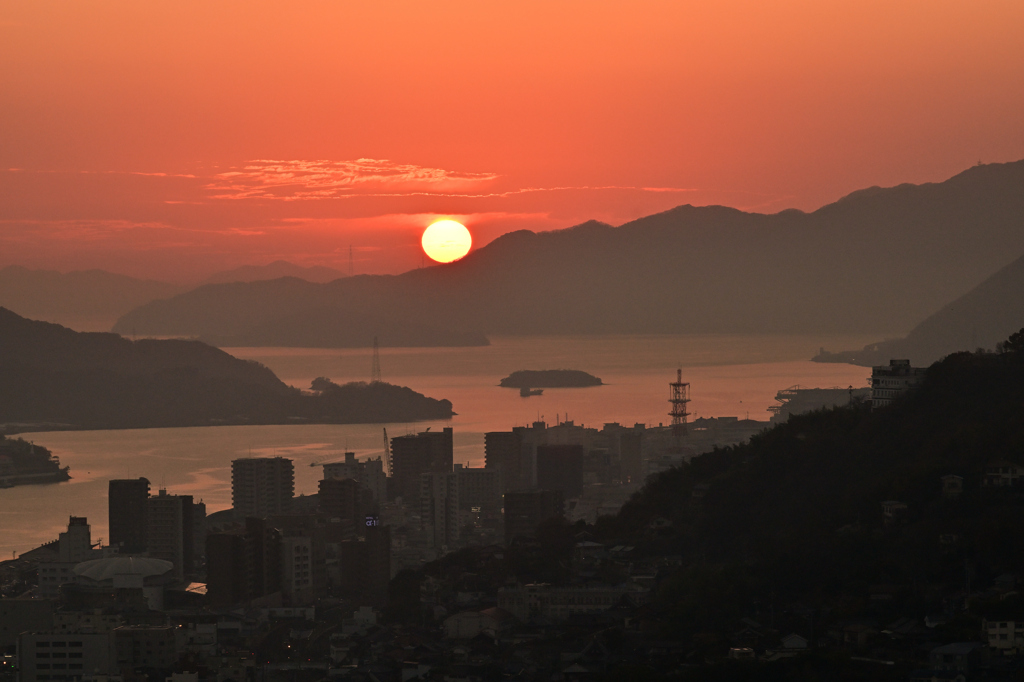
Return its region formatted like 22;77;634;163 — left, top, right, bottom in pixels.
1;334;875;557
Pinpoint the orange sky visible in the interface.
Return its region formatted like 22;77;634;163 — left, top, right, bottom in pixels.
2;1;1023;282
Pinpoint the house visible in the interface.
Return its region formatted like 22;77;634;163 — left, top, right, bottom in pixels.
983;618;1024;655
781;633;809;649
983;461;1024;487
443;607;515;639
941;475;963;499
909;670;966;682
881;500;907;518
929;642;984;672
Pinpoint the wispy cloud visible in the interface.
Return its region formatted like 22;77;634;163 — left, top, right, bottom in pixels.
207;159;500;200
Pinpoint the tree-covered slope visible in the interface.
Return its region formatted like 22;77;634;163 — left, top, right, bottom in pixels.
609;335;1024;637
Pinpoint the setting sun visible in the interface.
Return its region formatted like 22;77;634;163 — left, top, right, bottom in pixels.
421;219;472;263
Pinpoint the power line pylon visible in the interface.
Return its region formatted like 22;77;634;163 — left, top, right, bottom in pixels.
669;368;690;447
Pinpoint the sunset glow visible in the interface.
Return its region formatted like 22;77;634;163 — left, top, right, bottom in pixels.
0;1;1022;280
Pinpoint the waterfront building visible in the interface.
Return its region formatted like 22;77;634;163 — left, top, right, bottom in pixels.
390;427;453;503
231;456;294;518
108;477;150;554
871;359;926;409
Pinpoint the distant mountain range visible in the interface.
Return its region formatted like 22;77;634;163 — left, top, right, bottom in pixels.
114;277;490;348
0;266;182;332
113;160;1024;345
201;260;347;285
0;308;453;431
814;250;1024;367
0;261;347;333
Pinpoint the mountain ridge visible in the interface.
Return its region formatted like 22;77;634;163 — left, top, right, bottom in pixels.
0;308;453;431
815;249;1024;366
113;159;1024;344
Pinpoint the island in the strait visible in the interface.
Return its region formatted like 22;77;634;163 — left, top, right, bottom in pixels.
499;369;603;389
0;436;70;487
0;307;453;435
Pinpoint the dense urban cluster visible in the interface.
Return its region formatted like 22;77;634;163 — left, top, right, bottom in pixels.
5;350;1024;682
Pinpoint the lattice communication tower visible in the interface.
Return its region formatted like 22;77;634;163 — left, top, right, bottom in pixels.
669;369;691;442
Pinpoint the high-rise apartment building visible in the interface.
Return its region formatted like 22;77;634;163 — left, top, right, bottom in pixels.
420;471;460;550
484;430;526;492
454;464;502;514
206;517;281;606
108;478;150;554
231;457;294;518
319;477;374;525
146;490;194;581
390;428;453;503
339;525;391;607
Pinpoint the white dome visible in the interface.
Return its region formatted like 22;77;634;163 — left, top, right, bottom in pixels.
73;556;173;582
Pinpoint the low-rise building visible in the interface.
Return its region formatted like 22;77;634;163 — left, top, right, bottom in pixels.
497;583;649;621
983;618;1024;655
983;461;1024;487
871;359;926;409
17;631;116;681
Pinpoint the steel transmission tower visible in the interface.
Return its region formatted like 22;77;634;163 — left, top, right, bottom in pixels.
669;369;690;445
371;336;382;384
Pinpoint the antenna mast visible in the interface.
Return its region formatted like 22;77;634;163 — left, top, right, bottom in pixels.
371;336;382;383
669;368;690;447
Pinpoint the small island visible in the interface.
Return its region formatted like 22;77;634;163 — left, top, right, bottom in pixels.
499;369;603;389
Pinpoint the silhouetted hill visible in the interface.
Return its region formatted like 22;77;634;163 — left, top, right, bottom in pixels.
603;337;1024;639
114;160;1024;343
0;266;181;332
0;308;453;431
814;250;1024;366
202;260;347;285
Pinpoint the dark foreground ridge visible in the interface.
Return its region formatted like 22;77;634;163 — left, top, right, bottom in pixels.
389;333;1024;679
0;307;453;432
499;369;603;388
